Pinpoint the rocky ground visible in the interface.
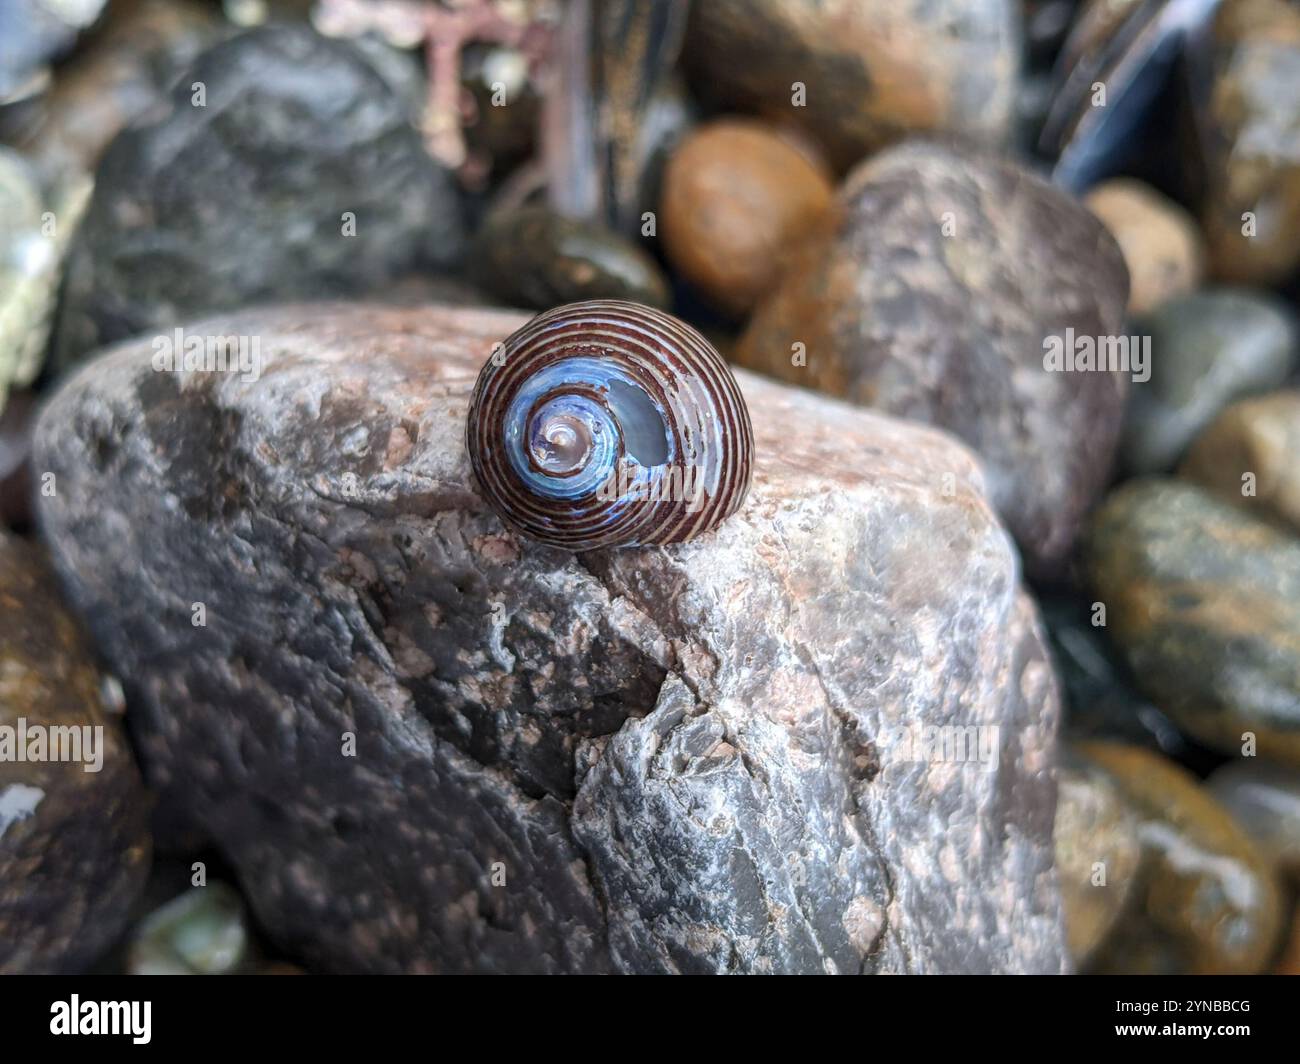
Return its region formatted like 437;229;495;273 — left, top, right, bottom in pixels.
2;0;1299;975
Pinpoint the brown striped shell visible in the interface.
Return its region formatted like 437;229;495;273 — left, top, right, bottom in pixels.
467;300;753;550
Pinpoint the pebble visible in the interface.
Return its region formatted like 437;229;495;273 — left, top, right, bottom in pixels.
1180;390;1300;534
683;0;1019;171
127;883;249;975
1121;289;1296;475
0;532;150;973
0;149;88;415
1054;750;1141;967
472;205;670;310
54;24;465;370
1085;178;1204;316
660;120;834;318
1079;741;1284;974
735;140;1129;575
1199;0;1300;285
4;0;223;181
1088;478;1300;767
1206;760;1300;880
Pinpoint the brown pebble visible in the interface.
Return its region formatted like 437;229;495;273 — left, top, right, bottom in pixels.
1199;0;1300;285
1078;741;1284;974
661;120;834;318
1085;178;1204;316
1180;390;1300;534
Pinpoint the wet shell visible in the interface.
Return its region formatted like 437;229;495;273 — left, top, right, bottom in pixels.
467;300;753;550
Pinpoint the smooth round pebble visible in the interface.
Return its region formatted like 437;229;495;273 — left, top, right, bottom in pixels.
472;206;670;311
1088;478;1300;767
1199;0;1300;285
661;120;834;318
1121;289;1296;475
1085;178;1204;316
127;883;249;976
1180;390;1300;533
1079;742;1284;974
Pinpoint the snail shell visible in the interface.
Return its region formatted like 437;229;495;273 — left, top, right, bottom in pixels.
467;300;753;550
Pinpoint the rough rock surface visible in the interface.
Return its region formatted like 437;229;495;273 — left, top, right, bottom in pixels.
736;141;1130;577
35;302;1065;974
0;532;151;973
53;24;463;370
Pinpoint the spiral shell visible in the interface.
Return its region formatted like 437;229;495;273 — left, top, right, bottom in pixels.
467;300;754;550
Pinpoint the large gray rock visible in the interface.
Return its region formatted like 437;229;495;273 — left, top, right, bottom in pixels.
34;302;1065;974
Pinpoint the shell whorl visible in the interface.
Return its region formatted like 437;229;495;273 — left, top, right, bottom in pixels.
467;300;754;550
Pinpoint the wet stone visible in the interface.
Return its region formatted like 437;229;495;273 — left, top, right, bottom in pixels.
1121;290;1296;475
53;24;465;370
2;0;225;182
1041;596;1214;769
660;119;834;319
471;205;670;310
0;148;88;416
1087;478;1300;767
128;883;249;975
1053;749;1142;968
34;301;1065;974
1199;0;1300;286
683;0;1020;172
1079;742;1284;974
1180;390;1300;535
735;140;1130;576
0;532;151;974
1085;178;1204;317
1206;760;1300;881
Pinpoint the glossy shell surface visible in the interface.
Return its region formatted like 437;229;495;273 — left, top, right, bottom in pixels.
467;300;753;550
